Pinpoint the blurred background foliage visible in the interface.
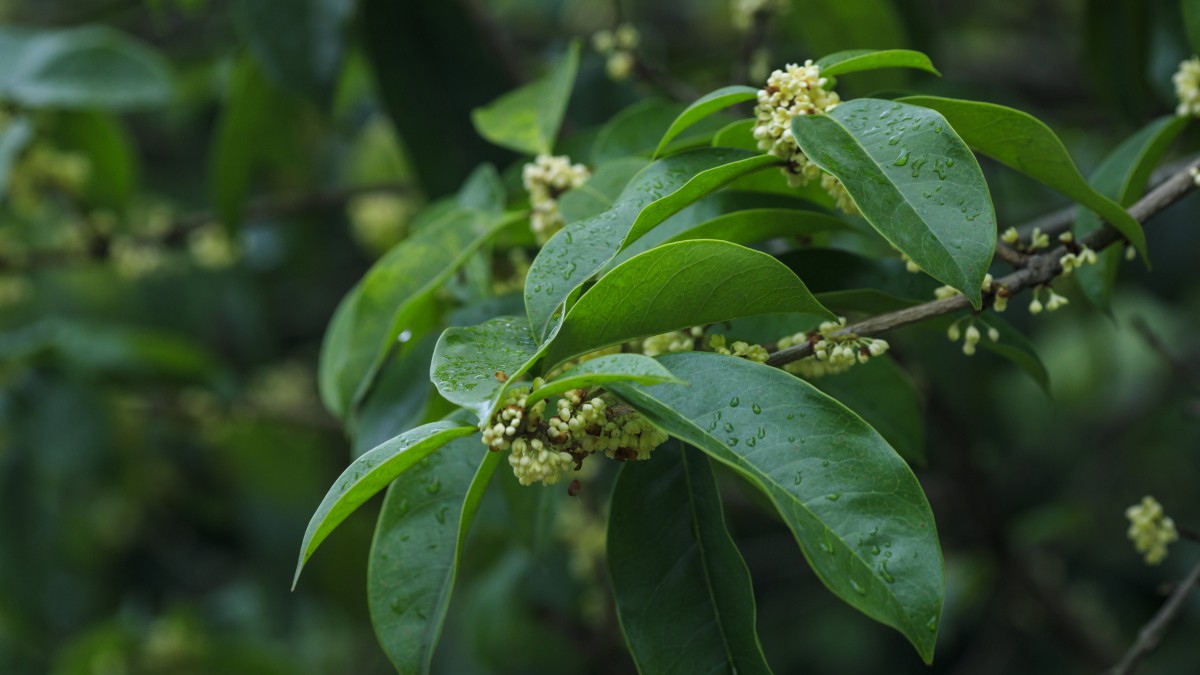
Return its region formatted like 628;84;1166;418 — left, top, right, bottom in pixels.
0;0;1198;673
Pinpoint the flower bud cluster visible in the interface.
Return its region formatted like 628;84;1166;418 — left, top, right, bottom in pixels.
778;319;888;379
188;224;239;269
1028;285;1068;314
1058;245;1097;275
1175;56;1200;117
707;334;769;363
522;154;591;244
347;192;414;255
592;24;639;81
1000;226;1050;252
1125;496;1179;565
482;384;667;486
640;326;704;357
753;61;854;209
946;318;999;356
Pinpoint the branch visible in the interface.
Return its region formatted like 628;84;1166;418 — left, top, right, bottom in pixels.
766;158;1200;367
1106;557;1200;675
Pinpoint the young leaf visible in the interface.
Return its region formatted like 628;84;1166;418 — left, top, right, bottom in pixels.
653;85;759;158
471;41;580;156
592;98;731;163
292;421;478;588
659;208;846;247
431;316;541;423
816;49;940;77
523;354;683;407
1074;116;1187;312
543;240;834;368
791;98;996;307
0;26;171;110
524;148;779;340
609;442;773;675
808;357;926;466
973;313;1051;394
899;95;1149;262
368;436;501;675
52;111;137;210
607;353;945;663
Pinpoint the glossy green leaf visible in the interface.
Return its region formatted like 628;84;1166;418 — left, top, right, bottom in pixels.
368;436;501;675
0;26;171;110
660;208;846;246
607;353;944;663
609;441;772;675
653;85;759;158
899;95;1148;262
809;357;926;465
816;49;940;77
318;206;516;419
792;98;995;307
471;41;580;156
524;148;778;339
524;354;683;407
544;240;834;368
558;157;649;224
292;421;477;587
0;114;33;195
232;0;350;100
974;313;1051;394
592;99;730;163
1075;116;1187;312
431;316;541;423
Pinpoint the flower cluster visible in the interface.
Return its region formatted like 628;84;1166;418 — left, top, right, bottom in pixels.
482;385;667;486
946;318;999;356
640;326;704;356
522;154;591;244
1174;56;1200;117
1126;496;1179;565
187;224;239;269
1058;245;1097;275
778;319;888;379
1028;285;1068;314
753;62;848;199
707;334;769;363
1000;226;1050;252
347;192;414;255
592;24;639;81
732;0;788;30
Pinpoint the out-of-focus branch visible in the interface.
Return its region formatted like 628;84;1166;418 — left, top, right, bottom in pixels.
1106;557;1200;675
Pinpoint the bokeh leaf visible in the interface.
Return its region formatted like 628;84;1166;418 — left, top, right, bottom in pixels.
232;0;350;101
609;441;772;675
608;352;944;663
471;41;580;156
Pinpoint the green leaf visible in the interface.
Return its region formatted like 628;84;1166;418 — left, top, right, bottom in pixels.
609;441;772;675
816;49;940;77
232;0;350;100
1074;116;1187;312
525;148;779;339
973;313;1051;394
0;114;33;196
351;333;439;458
0;26;171;110
778;249;940;309
431;316;541;423
52;111;136;210
455;163;506;214
659;208;846;246
791;98;995;307
557;157;649;224
368;436;501;675
592;99;729;163
471;41;580;156
544;240;834;368
318;207;514;419
899;95;1149;262
653;85;759;158
292;421;477;587
710;119;836;208
809;357;926;465
524;354;683;407
607;353;944;663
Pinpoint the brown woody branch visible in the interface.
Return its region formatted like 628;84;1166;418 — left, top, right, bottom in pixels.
1106;557;1200;675
766;158;1200;368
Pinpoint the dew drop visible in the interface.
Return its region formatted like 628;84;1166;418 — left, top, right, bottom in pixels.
871;545;881;555
793;471;803;485
786;413;795;420
435;506;449;524
746;436;757;447
821;459;830;467
926;615;939;633
729;396;740;407
727;437;739;446
826;493;841;502
879;560;896;584
787;436;796;442
893;148;910;166
724;422;735;432
751;403;762;414
426;478;442;495
850;579;866;595
945;158;954;167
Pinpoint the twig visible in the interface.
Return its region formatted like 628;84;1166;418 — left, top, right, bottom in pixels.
0;182;410;273
766;158;1200;367
1106;557;1200;675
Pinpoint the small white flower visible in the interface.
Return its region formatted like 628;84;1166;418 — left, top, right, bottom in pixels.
1174;56;1200;117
